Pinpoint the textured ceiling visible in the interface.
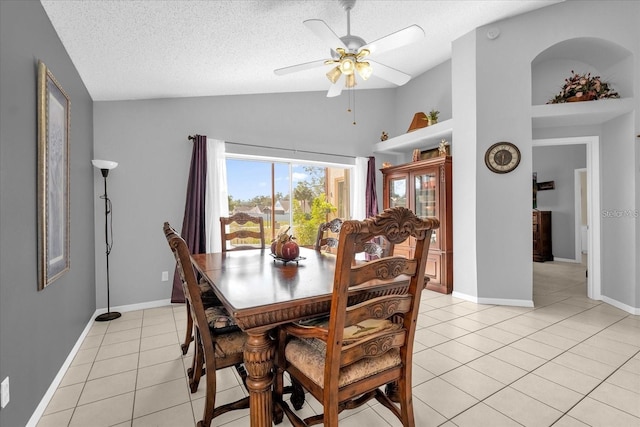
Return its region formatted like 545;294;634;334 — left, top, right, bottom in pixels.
40;0;562;101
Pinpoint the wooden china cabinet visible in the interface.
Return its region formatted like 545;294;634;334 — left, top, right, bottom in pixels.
381;156;453;294
532;210;553;262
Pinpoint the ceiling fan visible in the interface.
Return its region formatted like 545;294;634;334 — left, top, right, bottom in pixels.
274;0;425;97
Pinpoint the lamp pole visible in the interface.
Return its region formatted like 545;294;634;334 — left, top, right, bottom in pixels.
93;160;121;322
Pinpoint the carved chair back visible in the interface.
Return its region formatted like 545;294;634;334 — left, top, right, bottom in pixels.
274;207;439;426
315;217;393;258
220;212;265;252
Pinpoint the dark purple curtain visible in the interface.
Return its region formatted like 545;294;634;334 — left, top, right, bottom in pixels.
171;135;207;303
366;156;378;218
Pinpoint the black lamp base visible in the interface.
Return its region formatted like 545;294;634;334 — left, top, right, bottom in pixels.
95;311;122;322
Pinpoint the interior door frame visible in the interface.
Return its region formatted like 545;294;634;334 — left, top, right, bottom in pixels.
574;168;587;263
532;136;601;301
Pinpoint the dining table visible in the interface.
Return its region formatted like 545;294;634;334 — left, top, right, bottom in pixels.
190;246;413;427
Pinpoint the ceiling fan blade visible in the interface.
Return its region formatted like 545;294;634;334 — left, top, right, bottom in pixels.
327;79;344;98
361;24;425;56
304;19;347;51
274;59;328;76
368;60;412;86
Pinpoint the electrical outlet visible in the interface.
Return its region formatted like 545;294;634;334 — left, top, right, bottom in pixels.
1;377;9;409
161;271;169;281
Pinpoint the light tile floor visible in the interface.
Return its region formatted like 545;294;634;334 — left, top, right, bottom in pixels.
37;260;640;426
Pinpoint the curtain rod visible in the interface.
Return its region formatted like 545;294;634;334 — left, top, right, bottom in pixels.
187;135;356;159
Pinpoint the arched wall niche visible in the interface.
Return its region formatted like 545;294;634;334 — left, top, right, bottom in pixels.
531;37;634;106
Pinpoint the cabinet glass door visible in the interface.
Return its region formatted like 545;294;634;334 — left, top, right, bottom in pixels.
389;177;407;208
414;172;438;247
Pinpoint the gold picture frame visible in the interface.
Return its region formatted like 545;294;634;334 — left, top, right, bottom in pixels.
37;60;70;290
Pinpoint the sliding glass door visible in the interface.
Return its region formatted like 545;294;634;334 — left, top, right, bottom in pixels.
226;157;350;246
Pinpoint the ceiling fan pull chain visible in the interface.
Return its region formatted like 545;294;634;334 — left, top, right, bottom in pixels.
352;89;356;125
346;88;356;125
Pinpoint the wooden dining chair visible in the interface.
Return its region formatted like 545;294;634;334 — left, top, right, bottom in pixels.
314;218;342;252
163;222;249;427
273;207;439;427
220;212;265;252
180;211;265;356
315;217;391;258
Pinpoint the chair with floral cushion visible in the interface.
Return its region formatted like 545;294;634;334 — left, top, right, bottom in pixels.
179;212;264;368
273;207;439;426
163;222;249;427
180;212;263;356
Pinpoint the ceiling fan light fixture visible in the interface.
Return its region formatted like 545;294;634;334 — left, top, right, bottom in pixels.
345;73;356;88
356;49;370;59
339;56;355;75
326;66;342;83
355;61;372;80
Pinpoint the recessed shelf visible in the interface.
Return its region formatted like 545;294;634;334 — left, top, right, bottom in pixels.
373;119;453;154
531;98;634;129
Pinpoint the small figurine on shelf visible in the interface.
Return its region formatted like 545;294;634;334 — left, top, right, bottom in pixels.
438;138;449;156
428;109;440;126
382;162;392;168
380;131;388;141
412;149;421;162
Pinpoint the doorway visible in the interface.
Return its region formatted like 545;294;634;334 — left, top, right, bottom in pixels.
532;136;601;301
574;168;587;264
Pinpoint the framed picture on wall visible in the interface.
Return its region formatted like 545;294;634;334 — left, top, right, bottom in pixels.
37;60;70;290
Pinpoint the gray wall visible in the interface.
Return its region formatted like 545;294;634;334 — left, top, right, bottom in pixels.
1;2;639;425
452;1;639;306
395;59;453;138
0;2;96;426
93;90;397;309
533;145;587;260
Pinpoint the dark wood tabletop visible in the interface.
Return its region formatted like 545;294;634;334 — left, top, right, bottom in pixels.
191;247;410;331
192;247;335;306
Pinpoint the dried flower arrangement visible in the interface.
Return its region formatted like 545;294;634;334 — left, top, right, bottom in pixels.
547;70;620;104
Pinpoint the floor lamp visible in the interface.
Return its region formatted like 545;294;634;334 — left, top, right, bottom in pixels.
92;159;121;322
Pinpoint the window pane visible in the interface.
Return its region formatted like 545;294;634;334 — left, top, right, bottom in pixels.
226;159;289;241
226;158;349;248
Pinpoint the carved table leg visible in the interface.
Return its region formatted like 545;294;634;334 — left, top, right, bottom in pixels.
244;331;275;427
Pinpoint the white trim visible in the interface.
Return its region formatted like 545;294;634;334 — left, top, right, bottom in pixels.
532;136;601;301
574;168;587;263
26;320;94;427
225;152;355;169
28;300;174;427
553;257;579;263
601;295;640;315
95;299;172;316
452;291;534;307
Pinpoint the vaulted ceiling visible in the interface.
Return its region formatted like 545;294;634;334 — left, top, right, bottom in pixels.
41;0;562;101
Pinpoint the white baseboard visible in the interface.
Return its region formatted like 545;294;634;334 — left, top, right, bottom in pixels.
27;299;175;427
25;320;94;427
601;295;640;315
94;298;174;316
452;291;534;307
552;257;579;263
